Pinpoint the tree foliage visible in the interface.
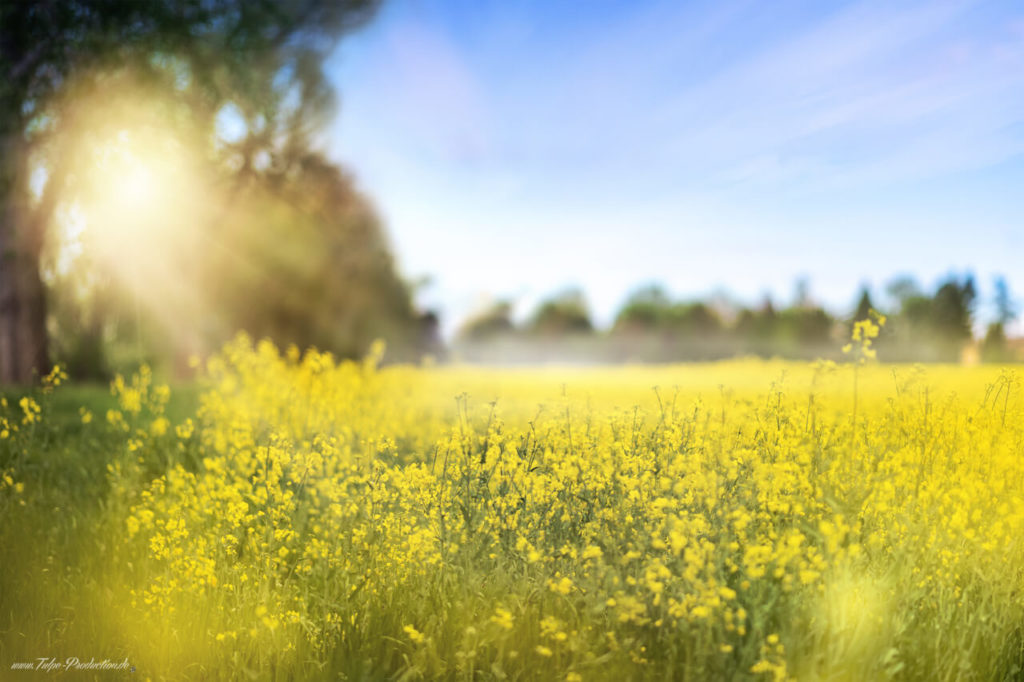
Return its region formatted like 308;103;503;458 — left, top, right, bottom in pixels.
212;153;428;361
457;301;515;344
0;1;442;381
456;275;1016;364
526;289;593;337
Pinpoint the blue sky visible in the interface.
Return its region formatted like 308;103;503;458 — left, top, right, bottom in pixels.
325;0;1024;334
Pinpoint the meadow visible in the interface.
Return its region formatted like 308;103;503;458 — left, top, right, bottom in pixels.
2;332;1024;681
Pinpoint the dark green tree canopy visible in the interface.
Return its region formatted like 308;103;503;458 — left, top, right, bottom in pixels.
853;286;874;323
458;301;516;343
527;289;593;337
664;302;721;338
612;284;672;334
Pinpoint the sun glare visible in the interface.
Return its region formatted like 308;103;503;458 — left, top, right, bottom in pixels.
51;113;212;341
71;123;203;276
113;154;159;214
86;133;175;246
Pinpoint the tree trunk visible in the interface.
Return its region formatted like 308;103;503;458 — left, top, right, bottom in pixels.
16;239;49;382
0;137;50;385
0;201;20;383
0;219;49;385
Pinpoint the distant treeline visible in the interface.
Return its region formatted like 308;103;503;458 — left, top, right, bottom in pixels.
452;275;1019;364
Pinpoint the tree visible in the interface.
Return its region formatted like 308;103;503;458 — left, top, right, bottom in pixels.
779;306;834;348
981;323;1010;363
735;295;779;355
612;285;671;335
930;275;976;357
210;152;424;362
0;0;379;383
994;276;1017;326
527;289;594;337
885;276;921;309
457;301;516;343
982;276;1017;363
853;286;874;323
883;274;977;362
665;302;722;338
793;276;811;309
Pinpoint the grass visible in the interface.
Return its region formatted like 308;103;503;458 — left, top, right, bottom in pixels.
0;381;201;675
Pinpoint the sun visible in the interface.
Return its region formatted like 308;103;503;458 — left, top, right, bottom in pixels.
70;125;203;277
86;131;175;244
49;118;211;334
112;152;159;214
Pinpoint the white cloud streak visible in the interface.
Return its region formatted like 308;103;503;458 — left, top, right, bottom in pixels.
328;0;1024;332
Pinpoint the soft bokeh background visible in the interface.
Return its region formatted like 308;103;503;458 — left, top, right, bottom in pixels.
1;0;1022;381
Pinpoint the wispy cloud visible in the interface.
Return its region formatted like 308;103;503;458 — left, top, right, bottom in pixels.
328;0;1024;331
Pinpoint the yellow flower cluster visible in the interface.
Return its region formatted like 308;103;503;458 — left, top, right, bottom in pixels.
842;312;885;362
15;336;1022;680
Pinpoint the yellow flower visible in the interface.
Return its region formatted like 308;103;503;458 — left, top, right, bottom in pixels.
490;607;514;630
549;576;573;595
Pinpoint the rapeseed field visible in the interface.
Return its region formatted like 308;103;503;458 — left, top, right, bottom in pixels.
2;330;1024;680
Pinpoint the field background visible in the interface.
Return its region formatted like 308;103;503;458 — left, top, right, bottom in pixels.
3;339;1023;680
